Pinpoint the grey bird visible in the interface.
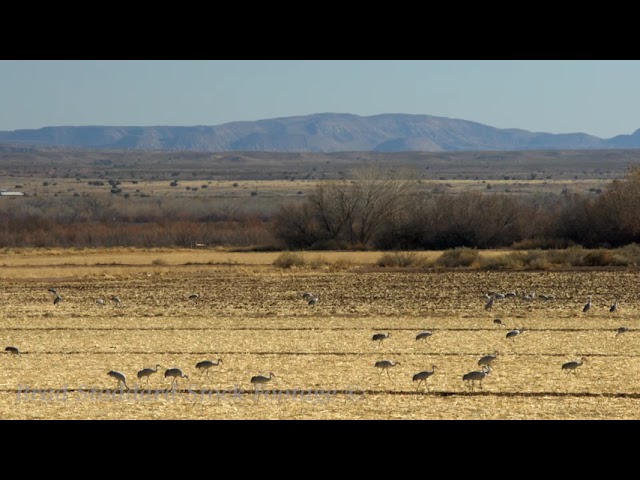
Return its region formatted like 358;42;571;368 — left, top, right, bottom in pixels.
615;326;629;337
583;296;592;313
372;332;391;344
164;368;189;387
250;372;275;390
561;357;586;374
137;364;162;384
415;331;433;341
463;365;491;391
412;365;437;391
506;328;524;341
478;351;499;368
196;358;223;376
375;360;400;379
107;370;129;390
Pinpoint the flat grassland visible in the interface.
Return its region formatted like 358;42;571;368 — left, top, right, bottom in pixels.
1;249;639;419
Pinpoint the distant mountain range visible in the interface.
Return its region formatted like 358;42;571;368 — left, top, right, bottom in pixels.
1;113;639;152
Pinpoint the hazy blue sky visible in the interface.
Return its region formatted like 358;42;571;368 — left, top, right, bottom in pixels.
0;60;638;138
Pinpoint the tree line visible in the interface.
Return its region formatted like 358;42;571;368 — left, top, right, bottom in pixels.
1;165;639;249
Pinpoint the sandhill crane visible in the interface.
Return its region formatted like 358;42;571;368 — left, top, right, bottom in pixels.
412;365;437;391
53;295;62;305
107;370;129;390
583;296;592;313
415;331;432;341
493;318;504;326
302;292;315;301
111;296;121;306
374;360;400;379
250;372;275;390
462;365;491;391
137;364;161;385
96;298;105;306
372;332;391;345
308;295;319;306
196;358;223;376
506;327;524;341
48;288;58;295
5;346;20;355
485;295;494;311
610;301;618;313
615;326;629;337
478;351;499;368
188;293;200;301
165;368;189;387
562;357;586;374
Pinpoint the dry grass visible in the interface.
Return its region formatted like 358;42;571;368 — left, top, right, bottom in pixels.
0;250;639;419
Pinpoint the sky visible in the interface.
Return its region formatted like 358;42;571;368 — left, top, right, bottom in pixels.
0;60;639;138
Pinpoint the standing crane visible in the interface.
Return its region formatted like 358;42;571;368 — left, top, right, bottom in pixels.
250;372;275;391
374;360;400;379
485;295;495;311
196;358;223;376
583;296;592;314
415;331;433;341
615;326;629;337
561;357;586;374
137;364;162;385
478;351;499;368
506;327;524;341
412;365;437;392
164;368;189;387
462;365;491;391
107;370;129;390
372;332;391;345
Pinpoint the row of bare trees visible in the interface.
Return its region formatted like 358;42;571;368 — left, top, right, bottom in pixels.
273;165;640;250
1;164;640;249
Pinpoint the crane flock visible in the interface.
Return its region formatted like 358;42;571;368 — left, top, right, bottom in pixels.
5;286;628;398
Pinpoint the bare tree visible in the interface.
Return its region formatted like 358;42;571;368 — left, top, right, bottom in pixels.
347;165;417;247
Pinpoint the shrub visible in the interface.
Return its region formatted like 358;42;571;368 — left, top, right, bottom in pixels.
272;252;306;269
581;250;613;266
377;251;427;268
478;254;524;270
436;248;479;267
308;256;329;270
617;243;640;266
521;251;551;270
329;258;354;271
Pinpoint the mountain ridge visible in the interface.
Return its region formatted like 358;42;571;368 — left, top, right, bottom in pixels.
0;113;636;152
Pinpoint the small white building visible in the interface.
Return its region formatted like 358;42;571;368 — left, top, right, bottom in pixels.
0;190;25;196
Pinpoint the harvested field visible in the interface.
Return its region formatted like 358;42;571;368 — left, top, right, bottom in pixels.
1;250;639;419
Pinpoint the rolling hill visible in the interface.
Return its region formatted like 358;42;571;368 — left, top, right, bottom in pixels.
1;113;639;152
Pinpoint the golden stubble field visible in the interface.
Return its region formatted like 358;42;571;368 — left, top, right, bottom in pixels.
1;249;639;420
